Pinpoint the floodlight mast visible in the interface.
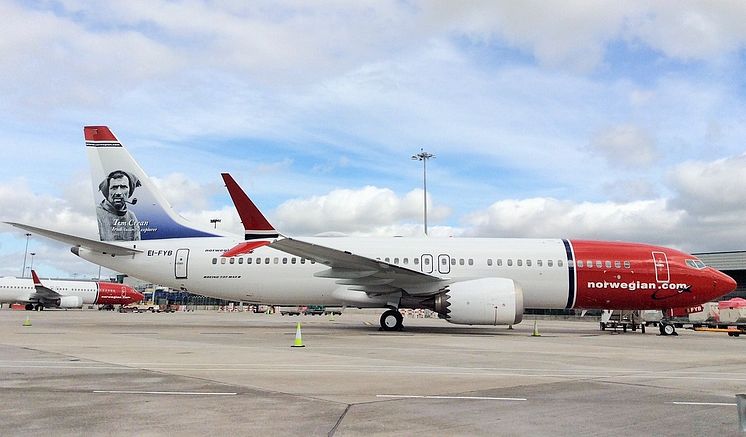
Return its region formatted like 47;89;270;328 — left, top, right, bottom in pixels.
411;149;435;235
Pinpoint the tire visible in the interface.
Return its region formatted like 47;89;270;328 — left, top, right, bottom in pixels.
380;309;403;331
662;323;676;336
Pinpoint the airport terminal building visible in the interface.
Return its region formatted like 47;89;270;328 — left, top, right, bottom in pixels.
695;251;746;300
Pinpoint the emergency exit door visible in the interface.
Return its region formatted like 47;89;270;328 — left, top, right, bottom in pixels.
175;248;189;279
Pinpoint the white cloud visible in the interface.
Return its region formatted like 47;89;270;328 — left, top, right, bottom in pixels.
669;154;746;215
274;186;450;235
589;124;657;168
463;197;683;244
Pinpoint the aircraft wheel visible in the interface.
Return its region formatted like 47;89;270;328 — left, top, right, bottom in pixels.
25;304;34;311
380;309;403;331
661;323;677;336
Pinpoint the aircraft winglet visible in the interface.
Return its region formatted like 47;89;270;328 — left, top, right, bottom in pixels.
221;173;279;240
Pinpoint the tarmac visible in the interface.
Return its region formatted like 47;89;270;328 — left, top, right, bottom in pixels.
1;309;745;436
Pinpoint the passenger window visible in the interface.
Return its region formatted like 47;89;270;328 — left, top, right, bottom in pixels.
558;260;564;267
291;258;296;264
265;257;270;264
568;260;573;268
256;258;262;264
605;261;611;268
487;259;493;266
385;257;390;262
537;259;542;267
230;258;235;264
441;258;447;265
301;258;306;264
394;258;400;264
403;258;408;264
220;258;226;264
414;258;419;265
526;260;532;267
238;258;244;264
424;258;430;265
459;259;465;266
587;260;593;268
614;261;621;268
273;258;278;264
595;261;602;268
468;259;474;266
517;259;523;267
282;258;288;264
247;258;252;264
577;260;583;268
451;258;456;265
212;258;217;264
497;259;503;266
624;261;630;268
507;259;513;266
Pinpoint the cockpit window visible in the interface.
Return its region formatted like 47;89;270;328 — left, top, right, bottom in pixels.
685;259;706;269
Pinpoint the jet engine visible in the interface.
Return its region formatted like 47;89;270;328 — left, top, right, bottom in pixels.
431;278;524;325
57;295;83;309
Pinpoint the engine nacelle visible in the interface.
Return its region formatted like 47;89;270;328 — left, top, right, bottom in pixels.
433;278;524;325
57;295;83;308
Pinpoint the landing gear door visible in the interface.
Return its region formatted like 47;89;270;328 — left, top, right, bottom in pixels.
652;251;669;283
175;248;189;279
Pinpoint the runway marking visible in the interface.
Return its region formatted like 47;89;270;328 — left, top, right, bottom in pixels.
669;401;736;406
93;390;237;396
377;395;526;401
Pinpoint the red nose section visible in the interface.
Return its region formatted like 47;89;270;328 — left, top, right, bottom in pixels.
715;271;738;298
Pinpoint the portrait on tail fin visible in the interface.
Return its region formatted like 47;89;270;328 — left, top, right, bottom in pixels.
96;169;141;241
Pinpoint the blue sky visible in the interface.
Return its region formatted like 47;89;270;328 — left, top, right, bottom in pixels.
2;1;746;279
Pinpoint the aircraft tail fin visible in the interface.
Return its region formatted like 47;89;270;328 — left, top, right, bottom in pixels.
221;173;279;240
85;126;218;242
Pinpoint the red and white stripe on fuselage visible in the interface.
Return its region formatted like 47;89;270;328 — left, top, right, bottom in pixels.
568;240;732;310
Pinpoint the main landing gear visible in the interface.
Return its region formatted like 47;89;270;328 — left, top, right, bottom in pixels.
380;309;403;331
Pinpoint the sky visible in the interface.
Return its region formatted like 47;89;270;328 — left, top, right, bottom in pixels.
2;1;746;279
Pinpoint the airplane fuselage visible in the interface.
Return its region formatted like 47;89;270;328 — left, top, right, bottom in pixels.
74;236;734;310
0;277;142;307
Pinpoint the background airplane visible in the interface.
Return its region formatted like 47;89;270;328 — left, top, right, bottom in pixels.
4;126;737;331
0;270;143;311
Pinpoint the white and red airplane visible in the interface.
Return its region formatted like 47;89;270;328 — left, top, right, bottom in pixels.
4;126;737;332
0;270;144;310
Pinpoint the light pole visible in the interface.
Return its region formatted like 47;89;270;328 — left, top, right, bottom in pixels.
29;252;35;273
210;218;222;229
411;148;435;235
21;233;31;277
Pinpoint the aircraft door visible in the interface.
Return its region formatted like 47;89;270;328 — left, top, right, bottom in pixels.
437;254;451;275
421;254;434;274
175;248;189;279
652;251;669;283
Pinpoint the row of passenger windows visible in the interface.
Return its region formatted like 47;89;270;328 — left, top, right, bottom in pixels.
211;256;632;269
212;257;317;265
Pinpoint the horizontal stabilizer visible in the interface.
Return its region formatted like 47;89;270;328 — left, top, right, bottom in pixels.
4;222;141;256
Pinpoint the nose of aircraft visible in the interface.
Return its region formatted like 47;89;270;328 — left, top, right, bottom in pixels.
128;289;145;303
713;270;737;297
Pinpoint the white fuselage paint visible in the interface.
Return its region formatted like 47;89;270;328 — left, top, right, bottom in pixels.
77;236;571;308
0;277;98;305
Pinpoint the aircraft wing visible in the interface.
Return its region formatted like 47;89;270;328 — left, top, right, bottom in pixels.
269;237;448;296
30;270;61;300
4;222;142;256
